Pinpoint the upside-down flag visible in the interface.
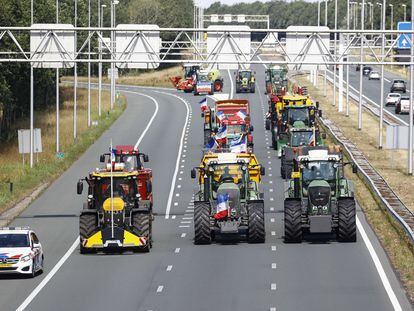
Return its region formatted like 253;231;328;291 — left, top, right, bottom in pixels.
230;134;247;153
199;98;208;112
214;193;229;219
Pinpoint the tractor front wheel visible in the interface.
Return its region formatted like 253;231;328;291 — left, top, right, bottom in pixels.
132;213;151;252
79;213;98;254
247;202;265;243
194;202;212;245
337;198;357;242
284;199;302;243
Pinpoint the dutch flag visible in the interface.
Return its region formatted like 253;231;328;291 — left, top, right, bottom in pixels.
205;137;218;150
199;98;208;112
214;193;229;220
230;134;247;153
110;148;116;165
215;125;227;141
236;110;247;120
217;110;226;121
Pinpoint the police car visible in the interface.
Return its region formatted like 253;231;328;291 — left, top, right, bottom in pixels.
0;227;44;277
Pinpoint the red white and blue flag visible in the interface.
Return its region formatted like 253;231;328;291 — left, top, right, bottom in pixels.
199;98;208;112
110;147;116;165
230;134;247;153
205;136;219;150
214;193;229;220
215;125;227;143
236;110;247;120
216;110;226;121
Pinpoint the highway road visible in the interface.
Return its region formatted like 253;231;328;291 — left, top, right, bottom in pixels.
327;64;412;125
0;66;412;311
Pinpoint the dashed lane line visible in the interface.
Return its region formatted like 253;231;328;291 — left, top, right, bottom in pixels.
16;90;160;311
156;286;164;293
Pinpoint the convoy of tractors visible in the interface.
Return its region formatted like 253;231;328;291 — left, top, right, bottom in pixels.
76;64;357;254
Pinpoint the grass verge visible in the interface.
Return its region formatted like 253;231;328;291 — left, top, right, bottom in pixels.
63;66;181;88
0;87;126;214
296;74;414;303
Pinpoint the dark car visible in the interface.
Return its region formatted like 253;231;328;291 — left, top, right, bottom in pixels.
362;66;372;76
390;79;407;93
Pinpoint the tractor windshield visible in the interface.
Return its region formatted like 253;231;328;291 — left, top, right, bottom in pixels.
291;131;314;147
116;155;140;171
287;108;309;125
302;161;337;188
94;177;137;206
209;164;247;200
240;71;251;79
198;74;209;82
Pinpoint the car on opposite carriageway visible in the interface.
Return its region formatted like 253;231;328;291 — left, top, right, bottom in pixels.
0;227;44;277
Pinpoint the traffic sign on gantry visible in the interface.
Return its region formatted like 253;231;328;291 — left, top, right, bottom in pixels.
206;25;251;70
397;22;413;49
116;24;161;69
286;26;330;71
30;24;75;68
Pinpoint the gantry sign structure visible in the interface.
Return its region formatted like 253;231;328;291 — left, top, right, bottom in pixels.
1;24;414;173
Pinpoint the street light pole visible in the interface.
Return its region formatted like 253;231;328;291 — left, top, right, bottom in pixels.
408;0;414;175
99;4;106;117
318;0;321;26
402;4;407;22
346;0;350;116
56;0;60;153
73;0;78;142
376;3;383;29
389;4;393;44
30;0;34;167
368;2;373;30
87;0;91;127
333;0;338;107
325;0;328;26
379;0;386;149
358;0;365;130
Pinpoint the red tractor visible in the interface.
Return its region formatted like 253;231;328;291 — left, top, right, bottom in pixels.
100;145;153;206
170;64;200;93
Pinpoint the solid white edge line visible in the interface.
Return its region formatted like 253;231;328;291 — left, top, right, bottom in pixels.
257;55;403;309
227;69;234;98
16;90;159;311
152;91;190;219
356;216;402;311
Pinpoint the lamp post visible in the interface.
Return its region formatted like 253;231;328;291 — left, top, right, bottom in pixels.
358;0;365;130
402;4;407;22
376;2;383;29
98;3;106;117
325;0;328;26
110;0;119;110
379;0;386;150
389;4;393;44
87;0;91;127
318;0;321;26
56;0;60;152
368;2;373;30
73;0;78;142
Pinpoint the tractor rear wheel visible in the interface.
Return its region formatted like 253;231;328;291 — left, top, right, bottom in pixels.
284;199;302;243
250;84;255;93
194;202;211;245
247;202;265;243
132;213;151;252
280;157;286;179
79;213;98;254
337;198;357;242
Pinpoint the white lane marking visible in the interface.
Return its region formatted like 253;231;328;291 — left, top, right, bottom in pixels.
16;90;160;311
269;189;273;193
270;308;277;311
271;263;277;269
156;285;164;293
179;225;190;228
177;185;181;189
271;283;277;291
174;202;178;206
227;69;234;97
269;180;273;184
270;218;275;223
153;91;190;219
271;245;277;251
185;209;193;213
270;207;275;212
166;265;173;272
384;77;391;83
180;171;183;174
270;197;274;201
171;215;176;219
182;217;193;220
271;231;276;236
269;173;272;177
180;221;192;224
175;248;181;253
181;233;187;238
356;216;402;311
16;238;79;311
175;193;180;197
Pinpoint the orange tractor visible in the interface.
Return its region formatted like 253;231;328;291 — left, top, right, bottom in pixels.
170;64;200;93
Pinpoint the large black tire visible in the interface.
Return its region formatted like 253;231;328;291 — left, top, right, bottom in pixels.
132;213;151;252
79;213;98;254
247;202;265;243
250;85;255;93
285;165;292;180
204;130;211;145
337;198;357;242
280;157;286;179
284;199;302;243
194;202;212;245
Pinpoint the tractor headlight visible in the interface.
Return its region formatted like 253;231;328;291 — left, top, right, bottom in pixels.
208;166;214;173
312;206;318;212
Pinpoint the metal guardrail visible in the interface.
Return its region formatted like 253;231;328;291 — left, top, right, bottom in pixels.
320;117;414;243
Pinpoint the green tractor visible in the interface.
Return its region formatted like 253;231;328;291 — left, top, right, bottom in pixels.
235;70;255;93
191;152;265;244
284;146;358;243
280;126;326;179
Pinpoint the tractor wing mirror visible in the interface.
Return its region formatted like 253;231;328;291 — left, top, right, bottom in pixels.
99;154;105;163
77;181;83;195
352;164;358;174
260;166;265;176
143;154;149;162
191;168;197;179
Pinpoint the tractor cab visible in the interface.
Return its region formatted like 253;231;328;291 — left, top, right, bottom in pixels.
183;64;200;78
100;145;149;171
265;65;288;95
235;70;256;93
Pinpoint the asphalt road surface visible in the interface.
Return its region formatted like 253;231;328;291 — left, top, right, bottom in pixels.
0;66;412;311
